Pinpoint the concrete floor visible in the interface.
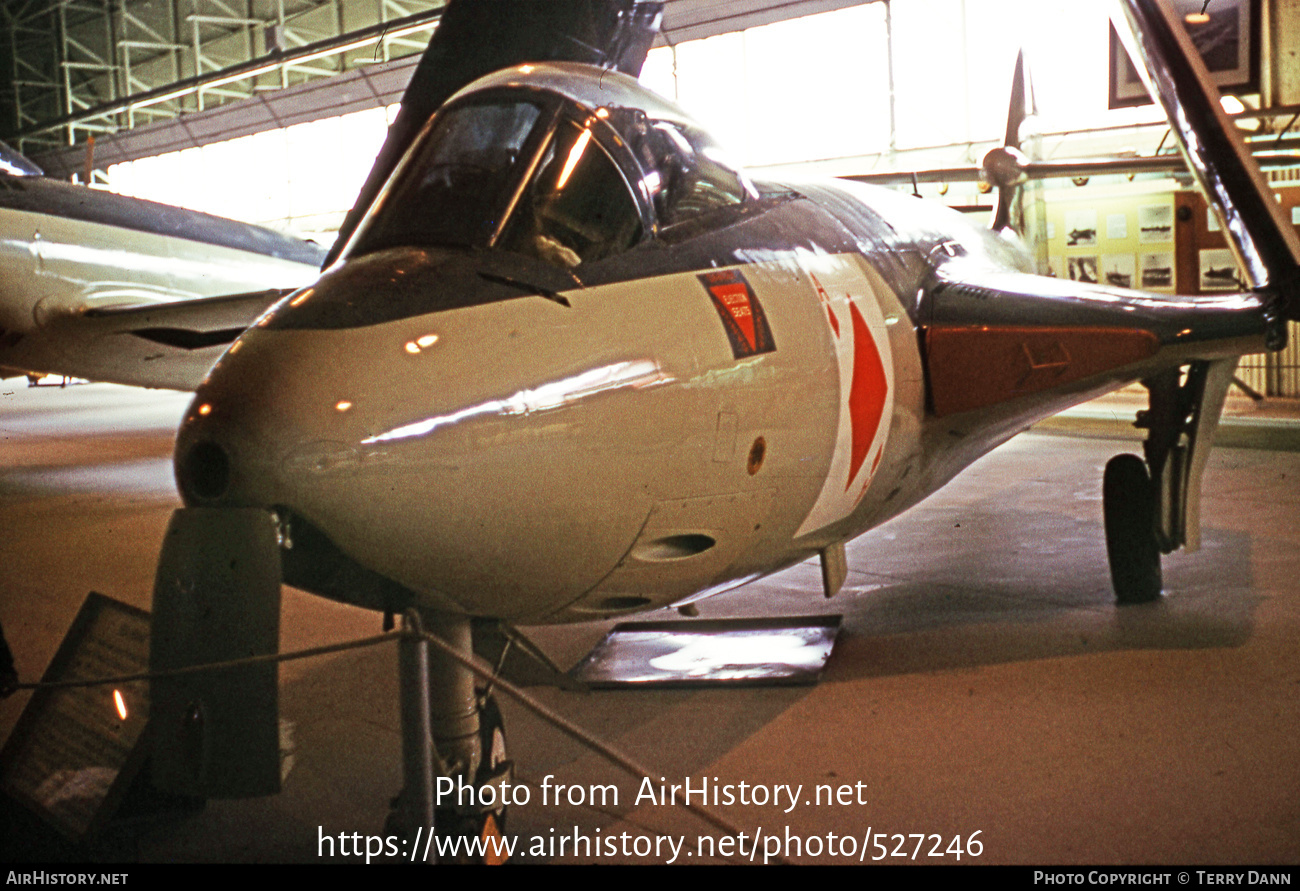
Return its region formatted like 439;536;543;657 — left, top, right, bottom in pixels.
1;382;1298;864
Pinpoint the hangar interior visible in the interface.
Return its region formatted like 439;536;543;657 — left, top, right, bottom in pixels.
5;0;1300;395
1;0;1300;866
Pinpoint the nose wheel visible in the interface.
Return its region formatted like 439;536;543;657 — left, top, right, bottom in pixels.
433;692;511;864
1102;453;1162;605
389;611;513;864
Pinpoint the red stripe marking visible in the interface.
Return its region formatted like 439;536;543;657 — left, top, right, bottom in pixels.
845;301;888;490
810;272;840;337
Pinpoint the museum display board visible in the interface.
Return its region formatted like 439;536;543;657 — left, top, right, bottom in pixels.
0;593;151;841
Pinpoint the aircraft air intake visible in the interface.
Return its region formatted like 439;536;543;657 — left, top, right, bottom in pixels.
177;440;231;502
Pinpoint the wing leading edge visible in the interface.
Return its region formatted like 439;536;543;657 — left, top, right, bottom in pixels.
0;288;293;390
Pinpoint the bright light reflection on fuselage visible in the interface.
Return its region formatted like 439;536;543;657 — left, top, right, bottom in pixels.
404;333;440;354
362;360;671;444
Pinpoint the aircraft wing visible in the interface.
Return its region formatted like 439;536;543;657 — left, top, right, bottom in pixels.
0;288;293;390
0;166;324;391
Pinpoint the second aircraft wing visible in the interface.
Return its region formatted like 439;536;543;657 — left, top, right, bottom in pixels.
0;288;295;390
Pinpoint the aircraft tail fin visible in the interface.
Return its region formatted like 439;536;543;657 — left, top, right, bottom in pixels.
1112;0;1300;331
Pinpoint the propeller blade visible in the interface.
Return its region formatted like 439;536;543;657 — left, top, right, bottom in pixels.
990;50;1034;233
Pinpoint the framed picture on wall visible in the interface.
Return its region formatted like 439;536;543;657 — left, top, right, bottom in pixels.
1109;0;1260;108
1199;248;1244;290
1141;252;1175;289
1065;209;1098;247
1138;204;1174;242
1102;254;1137;289
1068;256;1099;284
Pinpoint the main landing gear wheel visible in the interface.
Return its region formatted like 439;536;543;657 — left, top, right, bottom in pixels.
1103;454;1163;605
435;693;512;865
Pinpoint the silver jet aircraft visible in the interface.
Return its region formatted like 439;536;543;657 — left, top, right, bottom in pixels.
7;0;1297;858
174;0;1292;626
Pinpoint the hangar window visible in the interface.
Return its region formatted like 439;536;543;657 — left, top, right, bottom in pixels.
496;118;643;268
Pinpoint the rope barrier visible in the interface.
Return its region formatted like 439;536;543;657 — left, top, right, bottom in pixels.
8;617;773;862
10;631;402;691
404;615;770;859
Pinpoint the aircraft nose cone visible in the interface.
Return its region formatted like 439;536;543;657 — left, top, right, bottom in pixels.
172;247;683;620
174;247;504;509
173;306;342;510
172;356;294;509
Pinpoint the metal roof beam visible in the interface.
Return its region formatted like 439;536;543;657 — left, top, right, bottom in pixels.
10;6;440;141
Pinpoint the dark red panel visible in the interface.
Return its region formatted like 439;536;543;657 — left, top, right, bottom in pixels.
926;325;1159;417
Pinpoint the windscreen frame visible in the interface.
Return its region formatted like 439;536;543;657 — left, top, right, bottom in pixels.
339;87;565;262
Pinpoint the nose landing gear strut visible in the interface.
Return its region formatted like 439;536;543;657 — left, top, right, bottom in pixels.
390;611;513;864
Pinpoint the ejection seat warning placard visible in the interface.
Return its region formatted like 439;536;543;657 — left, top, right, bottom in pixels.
699;269;777;360
0;592;151;840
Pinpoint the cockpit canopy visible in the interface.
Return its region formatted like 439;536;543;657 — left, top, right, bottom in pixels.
345;62;756;269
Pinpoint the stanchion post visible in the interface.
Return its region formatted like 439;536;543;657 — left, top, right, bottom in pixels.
398;614;435;863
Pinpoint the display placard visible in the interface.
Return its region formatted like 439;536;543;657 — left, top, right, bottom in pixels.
0;593;151;841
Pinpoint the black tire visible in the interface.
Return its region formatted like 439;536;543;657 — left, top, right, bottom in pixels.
434;693;510;864
1103;454;1163;605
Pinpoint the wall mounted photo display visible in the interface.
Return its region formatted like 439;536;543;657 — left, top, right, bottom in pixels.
1068;256;1099;284
1139;204;1173;243
1110;0;1260;108
1199;248;1242;290
1065;209;1098;247
1106;213;1129;240
1103;254;1136;289
1141;251;1174;290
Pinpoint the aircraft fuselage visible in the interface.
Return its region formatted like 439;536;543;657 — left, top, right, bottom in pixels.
172;63;1270;623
